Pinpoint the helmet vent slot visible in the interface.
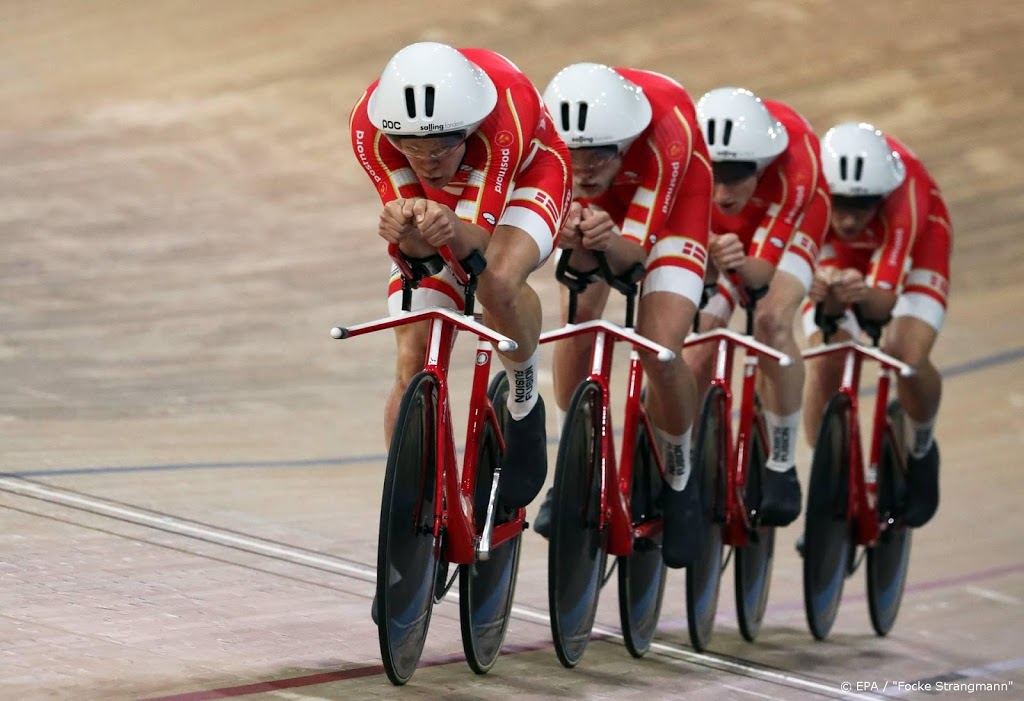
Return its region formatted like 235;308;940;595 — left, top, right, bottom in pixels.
853;156;865;181
560;102;571;133
404;87;417;119
722;119;733;146
706;119;716;145
424;86;435;118
839;155;848;181
577;102;588;131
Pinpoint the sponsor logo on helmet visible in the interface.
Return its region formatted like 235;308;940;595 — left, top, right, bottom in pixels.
494;148;512;194
571;136;595;144
354;130;383;183
495;130;514;147
718;149;739;158
419;123;445;132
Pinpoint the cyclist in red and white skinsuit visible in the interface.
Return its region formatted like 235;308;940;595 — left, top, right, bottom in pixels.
803;122;951;528
349;42;572;514
537;63;712;568
687;88;831;527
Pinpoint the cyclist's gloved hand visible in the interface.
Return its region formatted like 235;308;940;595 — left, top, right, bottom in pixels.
411;198;459;249
379;198;417;245
558;201;584;249
831;268;868;305
579;205;618;252
709;232;746;273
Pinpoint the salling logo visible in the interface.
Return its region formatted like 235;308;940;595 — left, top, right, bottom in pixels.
420;123;445;132
571;136;594;144
354;130;382;183
494;148;512;194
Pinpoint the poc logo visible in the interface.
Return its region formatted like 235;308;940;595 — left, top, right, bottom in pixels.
381;119;402;130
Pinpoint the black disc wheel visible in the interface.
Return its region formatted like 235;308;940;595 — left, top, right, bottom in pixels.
867;402;912;636
617;425;668;658
549;380;607;668
802;393;853;641
460;371;523;673
686;386;726;652
377;371;442;685
734;409;776;642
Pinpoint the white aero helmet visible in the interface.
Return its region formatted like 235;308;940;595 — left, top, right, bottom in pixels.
542;63;652;149
822;122;906;197
696;87;788;167
367;42;497;136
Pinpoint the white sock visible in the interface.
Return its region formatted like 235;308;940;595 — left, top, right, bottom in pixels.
656;426;692;492
905;413;936;458
504;350;539;420
765;410;800;473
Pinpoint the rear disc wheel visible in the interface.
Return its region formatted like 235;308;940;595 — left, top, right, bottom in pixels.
618;425;667;657
460;372;523;673
867;402;912;636
735;409;776;642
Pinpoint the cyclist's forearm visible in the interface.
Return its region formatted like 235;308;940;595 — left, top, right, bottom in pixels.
451;219;491;259
602;236;646;275
858;287;898;322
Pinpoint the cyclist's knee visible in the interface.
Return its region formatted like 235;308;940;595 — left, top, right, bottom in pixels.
478;265;526;314
753;304;794;350
882;336;930;370
395;335;428;383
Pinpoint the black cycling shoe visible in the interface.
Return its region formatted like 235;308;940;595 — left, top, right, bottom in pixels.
661;479;704;569
498;397;548;509
760;466;802;526
532;487;554;539
903;442;940;528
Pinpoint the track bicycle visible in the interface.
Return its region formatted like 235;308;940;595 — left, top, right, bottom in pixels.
681;287;792;650
538;251;676;667
331;244;526;684
800;305;915;640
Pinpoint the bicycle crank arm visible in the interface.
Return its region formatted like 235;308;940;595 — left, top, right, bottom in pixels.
476;466;504;561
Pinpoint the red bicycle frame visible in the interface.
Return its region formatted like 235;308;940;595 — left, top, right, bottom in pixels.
539;250;676;558
683;327;791;546
802;340;914;546
540;320;674;557
332;244;523;564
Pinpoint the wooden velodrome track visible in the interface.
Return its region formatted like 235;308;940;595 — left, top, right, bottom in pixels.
2;1;1023;699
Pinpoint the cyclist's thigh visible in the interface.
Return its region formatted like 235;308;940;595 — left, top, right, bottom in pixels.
889;207;950;341
637;290;698;350
883;316;939;369
495;144;572;270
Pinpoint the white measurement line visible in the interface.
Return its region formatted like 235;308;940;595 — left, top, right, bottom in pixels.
0;475;881;699
0;477;376;581
964;585;1021;606
507;603;878;700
